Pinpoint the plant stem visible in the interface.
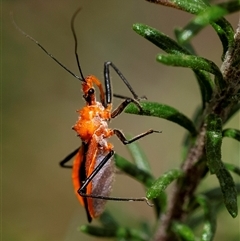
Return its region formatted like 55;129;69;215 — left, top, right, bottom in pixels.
153;21;240;241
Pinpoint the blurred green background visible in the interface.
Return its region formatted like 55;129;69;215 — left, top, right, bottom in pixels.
3;0;239;240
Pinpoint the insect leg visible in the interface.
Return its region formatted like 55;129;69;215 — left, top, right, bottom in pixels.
104;61;143;105
78;149;151;204
59;147;79;168
113;93;147;100
79;150;115;192
111;98;143;118
114;129;161;145
79;149;148;204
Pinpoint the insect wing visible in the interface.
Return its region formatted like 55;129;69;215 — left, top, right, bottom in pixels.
87;149;115;218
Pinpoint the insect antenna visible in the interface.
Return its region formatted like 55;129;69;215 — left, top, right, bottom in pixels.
11;12;83;82
70;8;86;82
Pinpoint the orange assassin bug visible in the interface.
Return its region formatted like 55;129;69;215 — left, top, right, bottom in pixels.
13;9;160;223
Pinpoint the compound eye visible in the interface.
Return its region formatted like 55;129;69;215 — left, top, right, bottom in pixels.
88;88;95;95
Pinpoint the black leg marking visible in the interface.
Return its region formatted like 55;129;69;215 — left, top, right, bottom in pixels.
79;150;115;192
113;93;147;101
114;129;161;145
59;147;80;168
103;61;142;105
111;98;142;118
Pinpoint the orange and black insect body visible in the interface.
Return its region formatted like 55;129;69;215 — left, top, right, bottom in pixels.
60;62;159;222
13;9;160;223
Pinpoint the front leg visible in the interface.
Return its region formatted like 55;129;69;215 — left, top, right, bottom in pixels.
111;98;142;118
113;129;161;145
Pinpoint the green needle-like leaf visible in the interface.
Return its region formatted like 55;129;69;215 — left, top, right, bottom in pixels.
145;1;235;56
225;103;240;124
133;23;214;106
224;163;240;176
175;28;197;54
196;195;217;241
145;0;208;14
218;0;240;12
116;227;150;241
177;6;228;44
211;19;235;58
189;185;240;228
203;184;240;201
127;138;152;173
80;225;149;240
114;154;155;188
216;168;238;218
133;23;189;55
222;128;240;141
172;222;196;241
176;4;236;55
114;154;166;217
157;54;225;89
181;107;203;160
125;102;197;136
99;211;119;229
147;169;184;199
205;114;223;174
194;70;213;107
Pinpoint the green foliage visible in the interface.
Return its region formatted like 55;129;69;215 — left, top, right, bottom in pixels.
196;195;217;241
223;128;240;141
205;113;223;174
81;0;240;240
146;169;184;199
172;222;196;241
125;102;197;135
216;168;238;218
